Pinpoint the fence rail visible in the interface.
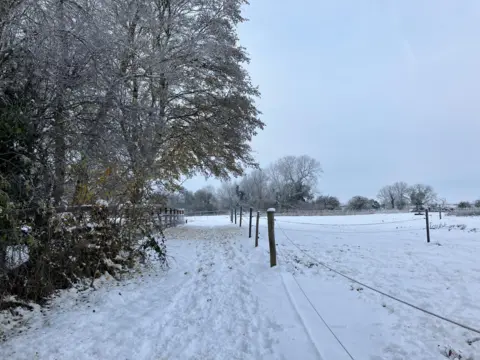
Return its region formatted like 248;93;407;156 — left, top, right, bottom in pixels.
3;204;185;227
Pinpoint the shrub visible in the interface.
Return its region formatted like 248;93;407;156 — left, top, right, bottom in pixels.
451;208;480;217
457;201;472;209
1;204;169;304
347;196;371;211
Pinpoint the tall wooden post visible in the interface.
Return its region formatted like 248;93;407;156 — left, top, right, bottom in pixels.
234;208;237;224
230;208;233;223
255;211;260;247
425;208;431;243
267;208;277;267
248;207;253;238
239;206;243;227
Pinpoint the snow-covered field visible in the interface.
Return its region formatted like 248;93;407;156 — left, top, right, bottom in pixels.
1;212;479;360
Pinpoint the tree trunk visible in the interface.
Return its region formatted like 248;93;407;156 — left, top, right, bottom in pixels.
52;0;68;205
53;107;66;205
0;246;6;272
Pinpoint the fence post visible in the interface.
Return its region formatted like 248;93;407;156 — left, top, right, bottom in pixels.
267;208;277;267
439;208;442;220
255;211;260;247
234;208;237;224
169;208;173;227
248;207;253;238
230;208;233;223
239;206;243;227
425;208;431;243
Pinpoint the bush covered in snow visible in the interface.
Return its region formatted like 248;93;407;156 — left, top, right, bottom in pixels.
0;203;169;305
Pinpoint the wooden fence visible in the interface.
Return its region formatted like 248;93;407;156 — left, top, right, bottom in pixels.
5;204;185;227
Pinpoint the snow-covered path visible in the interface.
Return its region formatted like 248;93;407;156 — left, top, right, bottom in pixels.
1;224;322;360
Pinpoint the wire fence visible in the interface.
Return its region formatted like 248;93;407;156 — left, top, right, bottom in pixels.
274;217;424;226
228;204;480;351
275;223;480;336
234;206;429;237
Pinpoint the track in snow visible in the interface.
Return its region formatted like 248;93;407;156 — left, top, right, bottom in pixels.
1;226;281;360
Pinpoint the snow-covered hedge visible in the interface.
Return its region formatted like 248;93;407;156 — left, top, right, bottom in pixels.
0;204;169;305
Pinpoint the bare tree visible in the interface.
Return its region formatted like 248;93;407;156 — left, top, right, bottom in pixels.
240;169;271;209
408;184;437;211
268;155;322;209
392;181;409;209
377;181;410;210
377;185;396;209
216;181;239;210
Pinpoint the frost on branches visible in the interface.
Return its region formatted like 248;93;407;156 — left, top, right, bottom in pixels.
0;0;262;305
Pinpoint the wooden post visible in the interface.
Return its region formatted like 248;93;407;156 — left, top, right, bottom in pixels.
439;208;442;220
248;207;253;238
230;208;233;223
425;208;431;243
239;206;243;227
255;211;260;247
234;208;237;224
169;208;173;227
267;208;277;267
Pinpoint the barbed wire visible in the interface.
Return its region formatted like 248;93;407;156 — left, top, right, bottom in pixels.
275;224;480;335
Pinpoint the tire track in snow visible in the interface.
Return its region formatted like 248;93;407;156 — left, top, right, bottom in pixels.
280;274;324;360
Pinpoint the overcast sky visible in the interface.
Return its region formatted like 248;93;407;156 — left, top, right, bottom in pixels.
184;0;480;203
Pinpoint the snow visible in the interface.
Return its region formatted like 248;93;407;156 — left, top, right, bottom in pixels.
5;245;29;269
1;212;479;360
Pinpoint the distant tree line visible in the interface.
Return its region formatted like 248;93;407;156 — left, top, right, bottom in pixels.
457;200;480;209
167;155;324;212
377;182;437;211
168;159;448;214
